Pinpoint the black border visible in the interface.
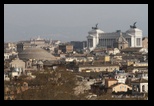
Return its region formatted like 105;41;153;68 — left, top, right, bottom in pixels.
3;3;150;106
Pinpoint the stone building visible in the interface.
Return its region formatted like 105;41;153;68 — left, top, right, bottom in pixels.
131;78;148;94
75;63;119;72
142;37;148;48
4;42;16;52
58;44;73;53
9;55;25;75
70;41;87;50
87;23;143;51
17;42;31;53
113;32;128;50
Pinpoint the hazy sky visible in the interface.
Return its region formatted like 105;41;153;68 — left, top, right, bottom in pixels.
4;4;148;42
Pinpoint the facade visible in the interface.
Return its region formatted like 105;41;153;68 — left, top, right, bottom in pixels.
64;56;93;63
70;41;87;50
111;83;132;93
142;37;148;48
131;78;148;94
59;44;73;53
4;43;16;51
4;53;10;60
30;36;45;45
9;71;20;78
9;56;26;75
77;64;119;72
87;23;143;51
136;72;148;80
17;42;31;53
103;55;110;62
120;47;143;54
4;73;10;81
107;48;120;55
17;36;54;53
105;78;118;88
113;33;129;50
133;62;148;67
114;73;132;84
132;68;148;73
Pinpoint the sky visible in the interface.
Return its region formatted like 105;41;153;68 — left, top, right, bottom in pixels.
4;4;148;43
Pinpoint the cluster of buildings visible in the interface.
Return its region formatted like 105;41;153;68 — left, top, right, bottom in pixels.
4;22;148;100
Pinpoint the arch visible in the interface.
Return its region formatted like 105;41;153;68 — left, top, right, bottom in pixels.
7;96;12;100
137;85;140;92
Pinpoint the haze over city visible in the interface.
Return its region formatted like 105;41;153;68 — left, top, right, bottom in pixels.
4;4;148;100
4;4;148;43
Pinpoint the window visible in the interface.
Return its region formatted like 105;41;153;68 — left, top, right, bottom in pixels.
142;85;145;92
136;38;141;46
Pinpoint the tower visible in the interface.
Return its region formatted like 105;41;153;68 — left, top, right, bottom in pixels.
126;22;143;47
87;24;104;51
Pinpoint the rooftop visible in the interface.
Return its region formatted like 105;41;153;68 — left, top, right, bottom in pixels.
78;62;119;67
120;47;142;52
131;78;148;83
18;47;57;60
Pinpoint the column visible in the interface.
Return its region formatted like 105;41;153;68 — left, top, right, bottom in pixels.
140;84;142;93
140;37;142;47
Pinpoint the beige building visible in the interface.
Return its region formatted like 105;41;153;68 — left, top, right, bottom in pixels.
17;42;31;53
59;44;73;53
113;32;129;50
142;37;148;48
111;83;132;93
103;55;110;62
105;78;118;88
131;78;148;94
30;36;45;45
127;61;135;66
77;64;119;72
9;56;25;74
4;42;16;51
133;62;148;67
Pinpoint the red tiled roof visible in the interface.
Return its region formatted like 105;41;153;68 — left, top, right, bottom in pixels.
106;78;118;81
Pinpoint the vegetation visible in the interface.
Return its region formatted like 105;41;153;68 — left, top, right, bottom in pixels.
15;70;85;100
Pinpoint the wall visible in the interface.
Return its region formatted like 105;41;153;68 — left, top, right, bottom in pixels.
105;80;117;88
132;82;148;94
142;37;148;48
79;65;119;72
140;83;148;93
113;84;132;93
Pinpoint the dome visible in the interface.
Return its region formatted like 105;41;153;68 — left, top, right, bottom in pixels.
116;33;128;43
18;47;57;60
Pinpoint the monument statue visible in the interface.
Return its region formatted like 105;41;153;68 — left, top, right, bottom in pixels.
96;23;98;28
130;22;137;28
92;23;98;29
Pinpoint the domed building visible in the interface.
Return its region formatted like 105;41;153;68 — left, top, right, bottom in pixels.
113;32;128;50
18;47;57;61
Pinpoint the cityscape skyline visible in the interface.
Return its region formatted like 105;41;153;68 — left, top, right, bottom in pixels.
4;4;148;42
